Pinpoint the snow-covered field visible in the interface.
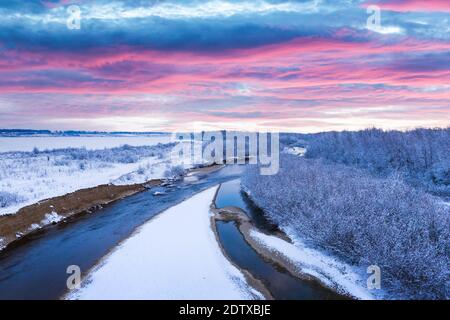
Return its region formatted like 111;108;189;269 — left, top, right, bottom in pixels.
0;135;171;153
249;229;380;300
0;134;211;216
67;187;262;300
0;138;183;215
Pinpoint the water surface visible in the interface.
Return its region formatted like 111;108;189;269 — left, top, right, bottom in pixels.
215;179;344;300
0;166;242;300
215;179;278;232
217;221;343;300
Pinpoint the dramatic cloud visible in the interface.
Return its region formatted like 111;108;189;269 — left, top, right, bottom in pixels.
363;0;450;12
0;0;449;132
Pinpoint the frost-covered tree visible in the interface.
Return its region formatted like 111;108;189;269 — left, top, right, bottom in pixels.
0;191;24;208
242;155;450;299
163;165;186;180
304;128;450;196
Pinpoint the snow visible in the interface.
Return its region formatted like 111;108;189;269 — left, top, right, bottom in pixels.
0;134;207;215
25;211;65;232
0;135;171;153
0;135;208;216
41;211;64;225
183;175;199;183
0;155;171;216
28;223;40;231
110;159;170;186
0;141;187;215
282;146;306;156
249;229;378;300
67;187;262;300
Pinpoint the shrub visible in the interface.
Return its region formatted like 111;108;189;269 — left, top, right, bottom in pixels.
164;165;186;179
304;128;450;195
0;191;25;208
242;155;450;299
16;142;178;165
137;166;145;175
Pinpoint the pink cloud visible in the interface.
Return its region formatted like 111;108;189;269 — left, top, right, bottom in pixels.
362;0;450;12
41;0;85;9
1;31;449;132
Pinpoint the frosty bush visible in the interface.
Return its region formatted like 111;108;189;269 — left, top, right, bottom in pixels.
137;166;145;175
9;142;178;165
78;162;87;171
0;191;25;208
164;165;186;180
305;128;450;195
242;155;450;299
0;142;178;212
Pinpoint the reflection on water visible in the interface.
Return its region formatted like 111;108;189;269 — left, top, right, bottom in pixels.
0;165;243;300
215;179;278;233
215;179;248;209
0;165;344;300
215;179;345;300
217;221;343;300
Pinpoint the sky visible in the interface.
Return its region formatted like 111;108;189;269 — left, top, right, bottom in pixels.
0;0;449;132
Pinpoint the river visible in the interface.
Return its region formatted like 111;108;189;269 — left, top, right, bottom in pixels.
0;166;242;299
215;179;344;300
0;166;344;300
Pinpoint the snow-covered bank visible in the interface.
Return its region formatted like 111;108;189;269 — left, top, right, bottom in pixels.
0;143;178;216
249;229;378;300
67;187;263;300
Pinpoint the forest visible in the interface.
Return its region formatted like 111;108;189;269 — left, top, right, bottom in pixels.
303;128;450;196
243;128;450;299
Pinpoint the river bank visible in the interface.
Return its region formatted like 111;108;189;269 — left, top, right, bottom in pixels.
65;179;343;300
65;186;264;300
211;180;374;300
0;164;224;252
1;166;370;300
211;201;346;300
0;165;241;299
0;181;158;252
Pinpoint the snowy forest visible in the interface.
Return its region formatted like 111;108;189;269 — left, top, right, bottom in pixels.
243;127;450;299
303;128;450;196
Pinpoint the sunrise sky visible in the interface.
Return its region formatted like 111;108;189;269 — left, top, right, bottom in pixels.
0;0;449;132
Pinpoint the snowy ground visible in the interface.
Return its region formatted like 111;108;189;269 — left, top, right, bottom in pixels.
0;140;182;215
0;155;167;216
0;134;210;216
0;135;171;153
66;187;262;300
249;229;380;300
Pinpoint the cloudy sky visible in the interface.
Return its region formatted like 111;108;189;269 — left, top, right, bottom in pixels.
0;0;449;132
